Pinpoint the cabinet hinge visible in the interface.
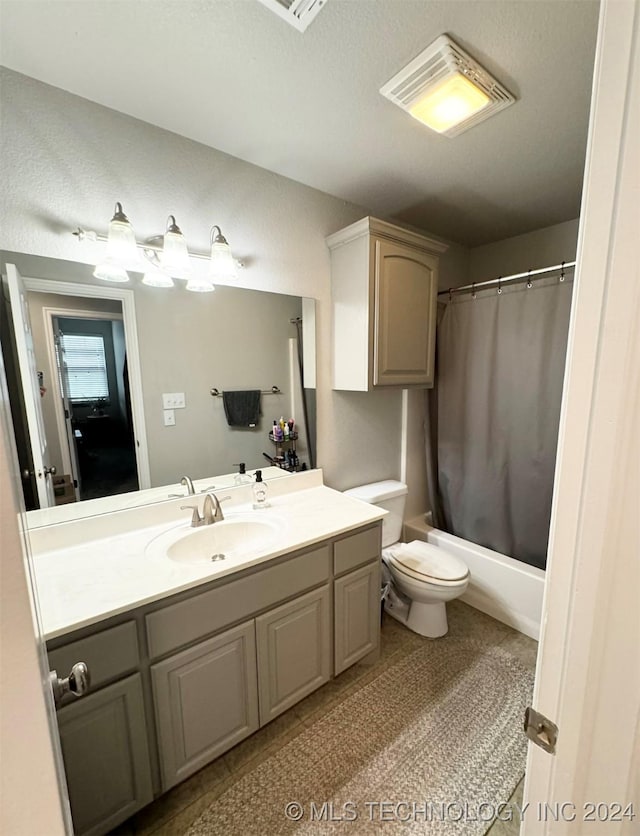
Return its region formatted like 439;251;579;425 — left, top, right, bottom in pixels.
524;706;558;754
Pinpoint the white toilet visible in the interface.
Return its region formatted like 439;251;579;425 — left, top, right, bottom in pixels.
344;480;470;638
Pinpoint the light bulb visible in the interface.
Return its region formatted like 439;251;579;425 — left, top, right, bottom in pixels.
185;275;216;293
93;263;130;283
209;226;237;281
104;202;138;265
161;215;191;278
142;268;174;288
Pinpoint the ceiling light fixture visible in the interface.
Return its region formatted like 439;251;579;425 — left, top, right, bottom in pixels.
73;204;243;290
380;34;515;137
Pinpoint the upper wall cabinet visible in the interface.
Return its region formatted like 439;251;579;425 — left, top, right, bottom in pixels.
327;217;448;390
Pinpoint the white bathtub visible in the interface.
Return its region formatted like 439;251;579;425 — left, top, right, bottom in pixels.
403;515;545;640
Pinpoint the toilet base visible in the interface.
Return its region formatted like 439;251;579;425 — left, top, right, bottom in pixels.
384;590;449;638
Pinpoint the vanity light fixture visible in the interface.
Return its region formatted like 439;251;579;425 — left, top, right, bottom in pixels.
74;205;242;290
92;201;138;282
380;34;515;137
209;226;237;281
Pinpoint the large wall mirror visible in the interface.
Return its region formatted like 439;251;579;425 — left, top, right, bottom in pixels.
1;251;317;527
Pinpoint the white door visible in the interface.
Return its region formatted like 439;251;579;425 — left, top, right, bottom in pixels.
53;326;82;501
5;263;56;508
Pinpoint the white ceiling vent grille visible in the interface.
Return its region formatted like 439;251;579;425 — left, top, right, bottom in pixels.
380;34;515;137
256;0;327;32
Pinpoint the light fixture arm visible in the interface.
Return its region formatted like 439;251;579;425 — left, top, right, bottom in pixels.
210;225;229;246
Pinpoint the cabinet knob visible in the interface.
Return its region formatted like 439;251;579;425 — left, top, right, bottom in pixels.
49;662;91;706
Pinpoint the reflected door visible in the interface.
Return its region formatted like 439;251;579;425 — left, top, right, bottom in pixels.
5;263;55;508
53;326;82;500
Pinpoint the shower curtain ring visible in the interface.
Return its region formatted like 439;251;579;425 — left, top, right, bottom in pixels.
497;277;502;295
526;269;533;289
472;283;476;299
560;260;565;282
449;289;453;303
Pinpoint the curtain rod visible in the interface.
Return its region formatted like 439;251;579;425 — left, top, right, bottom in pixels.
438;261;576;298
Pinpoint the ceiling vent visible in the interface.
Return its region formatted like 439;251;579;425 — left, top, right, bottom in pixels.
256;0;327;32
380;34;515;137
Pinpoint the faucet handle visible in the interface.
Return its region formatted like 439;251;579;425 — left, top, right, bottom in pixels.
180;504;203;527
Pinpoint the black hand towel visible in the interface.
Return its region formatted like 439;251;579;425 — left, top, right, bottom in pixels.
222;390;261;428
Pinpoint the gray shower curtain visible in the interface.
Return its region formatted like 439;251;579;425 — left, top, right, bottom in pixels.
427;275;573;569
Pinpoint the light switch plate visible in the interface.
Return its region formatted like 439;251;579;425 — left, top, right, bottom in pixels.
163;409;176;426
162;392;186;409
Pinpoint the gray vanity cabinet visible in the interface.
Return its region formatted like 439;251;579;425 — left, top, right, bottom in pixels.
334;562;380;675
256;585;331;725
151;620;258;790
56;673;153;836
47;521;381;834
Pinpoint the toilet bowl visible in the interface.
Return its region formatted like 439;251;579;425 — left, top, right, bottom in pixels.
344;480;469;638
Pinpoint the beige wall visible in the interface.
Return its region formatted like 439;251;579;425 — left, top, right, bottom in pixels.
467;218;579;283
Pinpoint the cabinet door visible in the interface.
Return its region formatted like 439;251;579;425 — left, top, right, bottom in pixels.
373;237;438;386
57;673;153;836
334;561;380;675
151;620;258;790
256;586;330;725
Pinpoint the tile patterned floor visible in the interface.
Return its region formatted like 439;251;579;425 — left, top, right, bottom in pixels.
113;602;537;836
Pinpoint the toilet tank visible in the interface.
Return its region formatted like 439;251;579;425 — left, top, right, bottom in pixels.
343;480;408;547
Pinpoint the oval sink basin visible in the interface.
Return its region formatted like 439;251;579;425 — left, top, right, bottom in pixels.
148;514;282;566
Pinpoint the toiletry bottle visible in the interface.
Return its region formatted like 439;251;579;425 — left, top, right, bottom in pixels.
283;421;289;439
252;470;270;509
233;462;251;485
272;420;278;439
288;418;295;436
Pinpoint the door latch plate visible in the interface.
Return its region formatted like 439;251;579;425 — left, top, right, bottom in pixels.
524;706;558;754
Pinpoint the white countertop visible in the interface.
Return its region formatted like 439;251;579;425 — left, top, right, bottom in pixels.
32;471;385;641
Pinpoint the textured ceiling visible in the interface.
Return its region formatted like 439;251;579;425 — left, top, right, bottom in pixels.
0;0;600;246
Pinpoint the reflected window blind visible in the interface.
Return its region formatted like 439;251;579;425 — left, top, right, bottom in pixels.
61;333;109;402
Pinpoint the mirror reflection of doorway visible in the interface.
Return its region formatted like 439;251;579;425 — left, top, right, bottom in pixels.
51;313;138;501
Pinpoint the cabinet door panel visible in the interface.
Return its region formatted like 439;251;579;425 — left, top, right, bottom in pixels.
57;673;153;836
334;562;380;675
152;620;258;790
373;237;438;386
256;586;330;725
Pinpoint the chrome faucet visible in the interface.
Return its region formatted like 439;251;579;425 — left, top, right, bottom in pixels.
180;476;195;495
181;492;231;527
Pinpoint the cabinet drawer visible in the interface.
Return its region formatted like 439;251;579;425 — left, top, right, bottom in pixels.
146;545;330;659
48;621;139;698
333;526;380;576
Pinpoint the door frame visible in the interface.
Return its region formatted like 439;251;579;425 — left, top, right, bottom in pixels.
22;278;151;491
43;306;125;496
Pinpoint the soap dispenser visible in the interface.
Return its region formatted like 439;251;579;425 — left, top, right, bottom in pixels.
233;462;252;486
252;470;270;509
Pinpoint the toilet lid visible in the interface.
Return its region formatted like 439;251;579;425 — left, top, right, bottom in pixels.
391;541;469;582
